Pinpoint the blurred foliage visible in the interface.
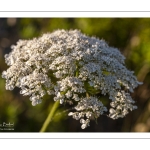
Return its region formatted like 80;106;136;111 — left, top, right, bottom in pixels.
0;18;150;132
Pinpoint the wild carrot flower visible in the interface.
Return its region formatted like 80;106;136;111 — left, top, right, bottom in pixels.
2;30;142;129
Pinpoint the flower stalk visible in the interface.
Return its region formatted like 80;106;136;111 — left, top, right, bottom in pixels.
40;100;59;132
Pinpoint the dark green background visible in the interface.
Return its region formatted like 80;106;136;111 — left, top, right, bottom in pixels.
0;18;150;132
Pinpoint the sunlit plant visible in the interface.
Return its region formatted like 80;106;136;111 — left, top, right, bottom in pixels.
2;30;142;131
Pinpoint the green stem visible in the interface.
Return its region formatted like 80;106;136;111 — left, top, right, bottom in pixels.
40;100;60;132
86;92;89;98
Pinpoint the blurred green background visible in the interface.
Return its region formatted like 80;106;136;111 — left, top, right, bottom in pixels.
0;18;150;132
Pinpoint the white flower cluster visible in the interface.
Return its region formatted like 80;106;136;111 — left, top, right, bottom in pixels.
68;96;107;129
2;29;142;129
